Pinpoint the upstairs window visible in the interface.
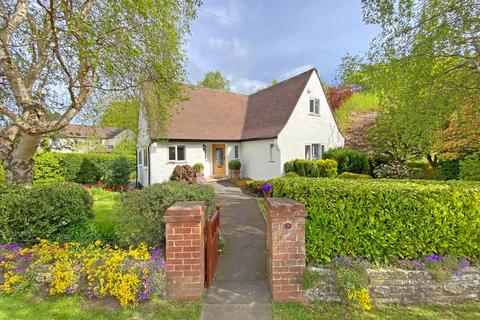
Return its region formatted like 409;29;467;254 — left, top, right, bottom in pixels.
168;145;186;161
309;98;320;115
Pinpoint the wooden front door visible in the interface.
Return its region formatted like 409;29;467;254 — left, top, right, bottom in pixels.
212;144;226;175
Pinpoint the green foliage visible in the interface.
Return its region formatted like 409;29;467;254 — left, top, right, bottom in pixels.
0;164;5;181
424;255;464;283
112;138;136;157
342;1;480;162
338;172;372;179
460;152;480;181
285;172;299;178
273;177;480;262
33;152;135;184
323;148;369;174
335;92;379;130
284;159;338;178
0;182;94;244
192;163;204;172
197;70;230;91
228;159;241;170
330;258;369;298
438;159;461;180
33;152;65;184
100;100;138;135
105;157;131;188
115;182;215;247
245;180;267;196
301;268;322;290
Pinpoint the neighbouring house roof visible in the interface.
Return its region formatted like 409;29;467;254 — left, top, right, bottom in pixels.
148;68;315;141
58;124;125;139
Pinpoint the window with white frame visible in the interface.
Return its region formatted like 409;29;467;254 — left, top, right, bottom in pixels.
269;143;275;162
203;144;207;160
168;145;186;161
309;98;320;115
305;145;311;160
143;146;148;166
306;144;325;160
137;148;143;165
234;145;239;159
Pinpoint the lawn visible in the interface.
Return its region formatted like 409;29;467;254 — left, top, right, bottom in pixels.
271;302;480;320
257;198;267;219
92;191;119;235
0;292;201;320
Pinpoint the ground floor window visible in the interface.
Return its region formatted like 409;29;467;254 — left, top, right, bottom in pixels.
234;145;239;159
269;143;275;161
168;145;186;161
306;144;324;160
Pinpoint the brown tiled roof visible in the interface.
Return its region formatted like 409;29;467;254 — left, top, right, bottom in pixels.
150;68;315;141
59;124;124;139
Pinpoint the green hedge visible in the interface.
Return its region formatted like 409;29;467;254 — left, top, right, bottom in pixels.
338;172;372;179
33;152;135;184
460;152;480;181
115;181;215;247
323;147;369;174
284;159;337;178
273;177;480;262
0;182;94;244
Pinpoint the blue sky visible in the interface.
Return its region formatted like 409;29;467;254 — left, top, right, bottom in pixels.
186;1;380;94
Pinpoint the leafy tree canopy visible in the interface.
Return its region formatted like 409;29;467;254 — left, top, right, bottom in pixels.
0;0;200;183
100;100;139;135
340;0;480;165
197;70;230;91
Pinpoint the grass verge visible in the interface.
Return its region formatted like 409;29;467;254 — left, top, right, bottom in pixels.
0;292;202;320
257;198;267;219
271;302;480;320
93;194;119;235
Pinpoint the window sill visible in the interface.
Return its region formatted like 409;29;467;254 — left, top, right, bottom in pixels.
269;160;275;163
308;113;321;117
167;161;187;164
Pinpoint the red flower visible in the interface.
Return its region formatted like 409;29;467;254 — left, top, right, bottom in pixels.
87;185;93;189
119;185;126;191
111;186;116;191
97;181;103;186
104;188;111;192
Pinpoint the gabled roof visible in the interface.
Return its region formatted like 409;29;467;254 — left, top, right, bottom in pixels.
149;68;316;141
59;124;125;139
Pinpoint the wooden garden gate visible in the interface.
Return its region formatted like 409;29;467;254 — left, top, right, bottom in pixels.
205;205;221;287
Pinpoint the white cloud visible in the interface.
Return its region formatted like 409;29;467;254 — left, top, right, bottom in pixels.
281;64;314;79
229;77;268;94
206;37;248;58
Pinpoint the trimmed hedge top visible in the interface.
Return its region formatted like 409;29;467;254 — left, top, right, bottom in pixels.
273;177;480;262
284;159;337;178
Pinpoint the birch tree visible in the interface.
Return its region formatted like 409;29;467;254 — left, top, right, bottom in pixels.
0;0;200;183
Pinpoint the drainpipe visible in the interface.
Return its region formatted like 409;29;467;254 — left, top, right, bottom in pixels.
147;140;153;186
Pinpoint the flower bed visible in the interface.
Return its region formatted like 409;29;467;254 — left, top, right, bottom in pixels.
0;240;166;307
306;256;479;306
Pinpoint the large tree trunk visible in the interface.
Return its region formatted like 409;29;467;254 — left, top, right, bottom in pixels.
0;127;42;184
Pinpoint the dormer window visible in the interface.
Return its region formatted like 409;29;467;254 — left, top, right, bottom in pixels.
309;98;320;115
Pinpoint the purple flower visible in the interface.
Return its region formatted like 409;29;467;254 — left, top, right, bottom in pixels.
262;184;273;193
458;257;469;271
425;253;443;262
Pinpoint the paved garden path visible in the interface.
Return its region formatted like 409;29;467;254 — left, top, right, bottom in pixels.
202;180;272;320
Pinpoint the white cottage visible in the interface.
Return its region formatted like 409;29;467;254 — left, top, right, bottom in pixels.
137;68;344;187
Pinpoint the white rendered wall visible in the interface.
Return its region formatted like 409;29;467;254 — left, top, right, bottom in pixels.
149;141;214;184
240;139;281;180
277;72;344;175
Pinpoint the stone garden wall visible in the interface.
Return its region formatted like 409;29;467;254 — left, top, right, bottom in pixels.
307;267;480;305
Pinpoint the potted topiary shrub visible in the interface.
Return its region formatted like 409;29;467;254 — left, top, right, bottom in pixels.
228;159;241;179
193;163;206;184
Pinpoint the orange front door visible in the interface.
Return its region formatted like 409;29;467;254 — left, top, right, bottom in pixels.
212;144;226;175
